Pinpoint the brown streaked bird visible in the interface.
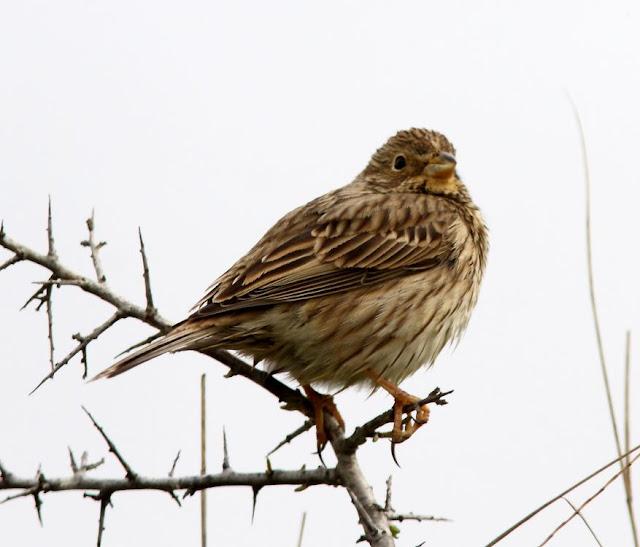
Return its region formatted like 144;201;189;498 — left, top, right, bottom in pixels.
94;128;488;448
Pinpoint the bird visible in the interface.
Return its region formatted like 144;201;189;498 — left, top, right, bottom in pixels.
94;128;488;449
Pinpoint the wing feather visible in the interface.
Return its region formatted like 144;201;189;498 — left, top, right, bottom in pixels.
192;190;460;318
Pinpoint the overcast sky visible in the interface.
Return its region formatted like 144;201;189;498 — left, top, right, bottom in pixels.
1;1;639;546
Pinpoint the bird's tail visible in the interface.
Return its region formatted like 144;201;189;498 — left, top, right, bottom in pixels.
91;322;213;381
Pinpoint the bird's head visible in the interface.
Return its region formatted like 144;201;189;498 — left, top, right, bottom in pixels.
362;128;466;199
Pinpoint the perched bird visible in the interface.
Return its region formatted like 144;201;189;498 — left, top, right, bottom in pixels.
94;128;488;447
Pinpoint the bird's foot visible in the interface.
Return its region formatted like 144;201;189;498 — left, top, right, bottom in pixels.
366;370;430;444
389;390;430;444
303;385;345;452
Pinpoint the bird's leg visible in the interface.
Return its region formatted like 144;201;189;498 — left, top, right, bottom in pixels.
302;385;345;451
365;370;430;443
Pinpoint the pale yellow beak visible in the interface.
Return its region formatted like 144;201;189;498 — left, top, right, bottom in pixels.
424;152;457;178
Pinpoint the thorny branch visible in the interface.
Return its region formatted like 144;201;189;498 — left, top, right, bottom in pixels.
0;207;455;546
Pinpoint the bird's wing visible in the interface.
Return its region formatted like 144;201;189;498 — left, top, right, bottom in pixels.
191;191;461;317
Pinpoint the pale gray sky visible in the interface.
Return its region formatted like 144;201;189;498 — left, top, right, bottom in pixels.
1;1;639;545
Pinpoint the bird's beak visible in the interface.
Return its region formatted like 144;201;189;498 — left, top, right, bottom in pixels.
424;152;457;178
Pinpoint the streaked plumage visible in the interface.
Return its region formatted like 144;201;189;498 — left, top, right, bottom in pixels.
94;128;488;441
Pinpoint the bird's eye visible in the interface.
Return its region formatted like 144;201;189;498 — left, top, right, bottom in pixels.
392;155;407;171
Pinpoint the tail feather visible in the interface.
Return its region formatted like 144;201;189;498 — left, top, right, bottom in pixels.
91;328;211;381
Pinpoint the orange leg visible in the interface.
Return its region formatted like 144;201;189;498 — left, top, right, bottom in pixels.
303;385;345;450
366;370;430;444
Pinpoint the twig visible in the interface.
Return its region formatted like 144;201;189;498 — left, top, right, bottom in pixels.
267;420;314;456
0;254;22;272
387;513;450;523
570;99;639;547
138;228;155;315
81;210;107;283
0;230;169;331
30;312;123;394
384;476;394;512
539;452;640;546
485;442;640;545
20;275;56;371
561;497;603;547
82;407;137;481
68;448;104;476
200;374;207;547
297;511;307;547
45;284;54;371
168;451;181;477
94;492;111;547
348;487;383;541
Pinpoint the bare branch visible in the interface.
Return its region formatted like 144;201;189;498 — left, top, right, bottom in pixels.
0;465;338;495
30;312;123;394
0;230;169;330
486;442;640;545
82;407;138;481
81;210;107;283
138;228;155;315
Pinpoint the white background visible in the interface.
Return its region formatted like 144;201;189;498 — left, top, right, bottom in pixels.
1;1;639;546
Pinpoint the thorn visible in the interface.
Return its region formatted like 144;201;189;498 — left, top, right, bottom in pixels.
222;428;230;471
167;490;182;507
33;491;43;526
82;406;137;481
251;485;262;524
46;196;56;259
138;227;155;315
68;447;78;473
33;466;44;526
